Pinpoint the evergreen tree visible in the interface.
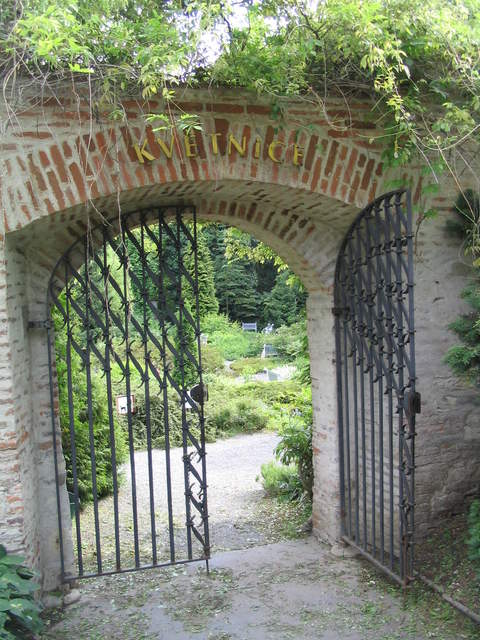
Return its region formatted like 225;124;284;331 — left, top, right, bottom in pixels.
184;229;218;319
263;270;307;328
172;297;198;389
203;224;259;323
216;259;258;322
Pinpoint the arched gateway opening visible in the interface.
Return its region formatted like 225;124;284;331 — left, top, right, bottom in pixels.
11;171;359;591
44;188;418;588
2;92;478;596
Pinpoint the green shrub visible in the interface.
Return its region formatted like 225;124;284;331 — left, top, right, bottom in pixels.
205;377;304;434
230;357;270;376
240;380;301;406
467;499;480;582
129;389;216;449
54;301;128;505
259;461;303;501
445;191;480;386
275;387;313;498
270;321;306;361
201;313;263;360
206;397;268;435
0;545;43;639
201;343;224;373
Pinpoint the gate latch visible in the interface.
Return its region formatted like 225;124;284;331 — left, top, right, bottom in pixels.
404;391;421;416
190;383;208;404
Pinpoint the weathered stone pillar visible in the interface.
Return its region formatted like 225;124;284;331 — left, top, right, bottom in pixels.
0;238;39;568
307;290;341;542
26;246;73;590
0;237;72;591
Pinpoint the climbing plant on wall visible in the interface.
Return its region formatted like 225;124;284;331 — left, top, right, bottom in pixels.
445;190;480;384
0;0;479;207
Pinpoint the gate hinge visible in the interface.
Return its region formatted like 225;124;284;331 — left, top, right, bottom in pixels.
404;391;421;416
28;320;51;330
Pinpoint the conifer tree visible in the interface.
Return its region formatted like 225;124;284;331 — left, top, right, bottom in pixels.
184;230;219;319
172;297;198;389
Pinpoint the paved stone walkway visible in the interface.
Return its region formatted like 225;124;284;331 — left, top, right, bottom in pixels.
43;433;479;639
42;538;478;639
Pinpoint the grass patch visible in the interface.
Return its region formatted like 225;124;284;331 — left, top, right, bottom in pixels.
358;559;480;639
416;510;480;615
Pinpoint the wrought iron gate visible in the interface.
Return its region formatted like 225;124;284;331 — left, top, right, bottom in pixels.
47;207;210;580
334;190;419;586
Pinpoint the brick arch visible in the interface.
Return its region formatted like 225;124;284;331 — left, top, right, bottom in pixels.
3;90;422;290
16;178;358;296
1;92;403;239
0;90;436;591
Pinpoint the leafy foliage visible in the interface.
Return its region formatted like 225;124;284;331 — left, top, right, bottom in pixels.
129;389;216;449
54;295;128;504
200;343;224;373
202;313;264;360
259;460;303;501
2;0;479;189
0;545;43;640
172;296;198;387
445;189;480;250
270;319;311;383
229;356;272;376
445;191;480;385
206;397;269;436
263;271;306;328
275;387;313;498
184;231;219;319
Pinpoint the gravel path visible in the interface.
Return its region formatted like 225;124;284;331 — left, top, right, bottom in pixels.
76;432;279;574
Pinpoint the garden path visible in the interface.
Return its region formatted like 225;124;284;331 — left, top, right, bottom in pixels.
44;432;479;639
76;432;281;573
43;538;477;639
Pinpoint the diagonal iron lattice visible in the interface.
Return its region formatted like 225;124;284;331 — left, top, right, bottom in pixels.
47;206;210;580
334;190;419;587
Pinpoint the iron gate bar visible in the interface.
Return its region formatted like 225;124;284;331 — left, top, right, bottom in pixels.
47;206;210;581
335;189;418;587
102;237;122;572
158;212;176;563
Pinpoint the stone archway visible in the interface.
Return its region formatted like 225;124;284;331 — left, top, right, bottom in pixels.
0;89;479;591
11;180;349;589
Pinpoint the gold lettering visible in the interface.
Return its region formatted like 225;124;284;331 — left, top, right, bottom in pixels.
133;140;155;163
228;134;246;156
268;140;285;164
156;136;175;159
293;144;304;167
184;134;198;158
254;138;261;159
210;133;222;155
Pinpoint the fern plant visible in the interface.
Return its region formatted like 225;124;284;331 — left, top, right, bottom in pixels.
0;545;43;639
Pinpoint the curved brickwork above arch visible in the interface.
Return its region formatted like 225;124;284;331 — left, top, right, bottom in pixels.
0;91;400;225
0;90;391;232
15;179;352;294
